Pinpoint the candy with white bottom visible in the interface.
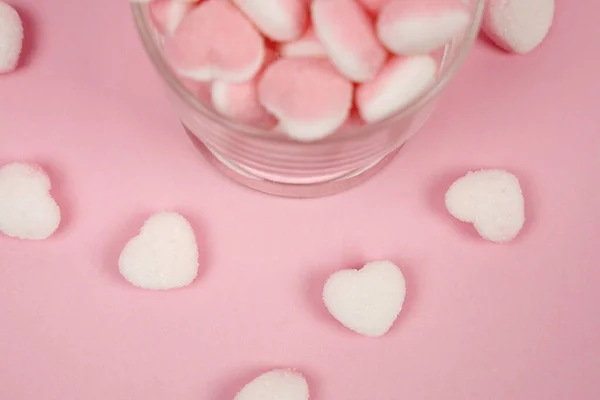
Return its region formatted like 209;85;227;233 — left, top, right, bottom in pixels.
377;0;471;55
0;163;61;240
445;169;525;243
0;2;23;73
212;80;277;129
482;0;554;54
149;0;199;36
233;0;309;42
164;0;265;82
235;369;309;400
278;27;328;58
311;0;387;82
211;55;278;129
119;212;199;290
258;58;353;141
323;260;406;337
356;55;437;123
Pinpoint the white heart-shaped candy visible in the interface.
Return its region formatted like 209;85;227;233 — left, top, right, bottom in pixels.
323;260;406;337
235;369;309;400
119;212;199;290
0;2;23;73
445;169;525;243
0;162;61;240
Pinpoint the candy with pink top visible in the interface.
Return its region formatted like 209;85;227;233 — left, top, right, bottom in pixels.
164;0;265;82
149;0;199;36
278;28;328;59
233;0;309;42
150;0;464;140
211;50;278;129
311;0;387;82
356;55;437;123
137;0;552;142
258;58;354;141
377;0;471;55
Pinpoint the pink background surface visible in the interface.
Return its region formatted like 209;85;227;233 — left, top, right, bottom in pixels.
1;1;599;399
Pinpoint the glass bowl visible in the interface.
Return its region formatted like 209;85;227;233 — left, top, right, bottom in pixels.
131;0;484;198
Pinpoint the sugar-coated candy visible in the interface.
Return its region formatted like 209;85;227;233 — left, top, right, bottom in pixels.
482;0;554;54
445;169;525;243
0;163;61;240
119;212;199;290
323;260;407;337
235;369;309;400
0;2;23;73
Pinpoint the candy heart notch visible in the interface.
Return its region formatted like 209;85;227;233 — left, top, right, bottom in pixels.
445;169;525;243
119;212;199;290
0;162;61;240
323;260;407;337
164;0;265;82
235;369;309;400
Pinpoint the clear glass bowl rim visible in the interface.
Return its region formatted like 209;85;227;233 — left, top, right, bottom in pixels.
130;0;485;146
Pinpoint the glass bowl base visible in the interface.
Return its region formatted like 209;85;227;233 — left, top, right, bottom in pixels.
185;127;400;198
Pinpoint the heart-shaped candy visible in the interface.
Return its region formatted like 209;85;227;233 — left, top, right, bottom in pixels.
233;0;309;42
149;0;198;36
211;49;277;129
0;2;23;73
119;212;199;290
278;28;328;59
0;162;61;240
258;57;353;141
377;0;471;56
356;55;437;123
323;260;406;337
311;0;387;82
164;0;265;82
235;369;309;400
482;0;554;55
445;169;525;243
